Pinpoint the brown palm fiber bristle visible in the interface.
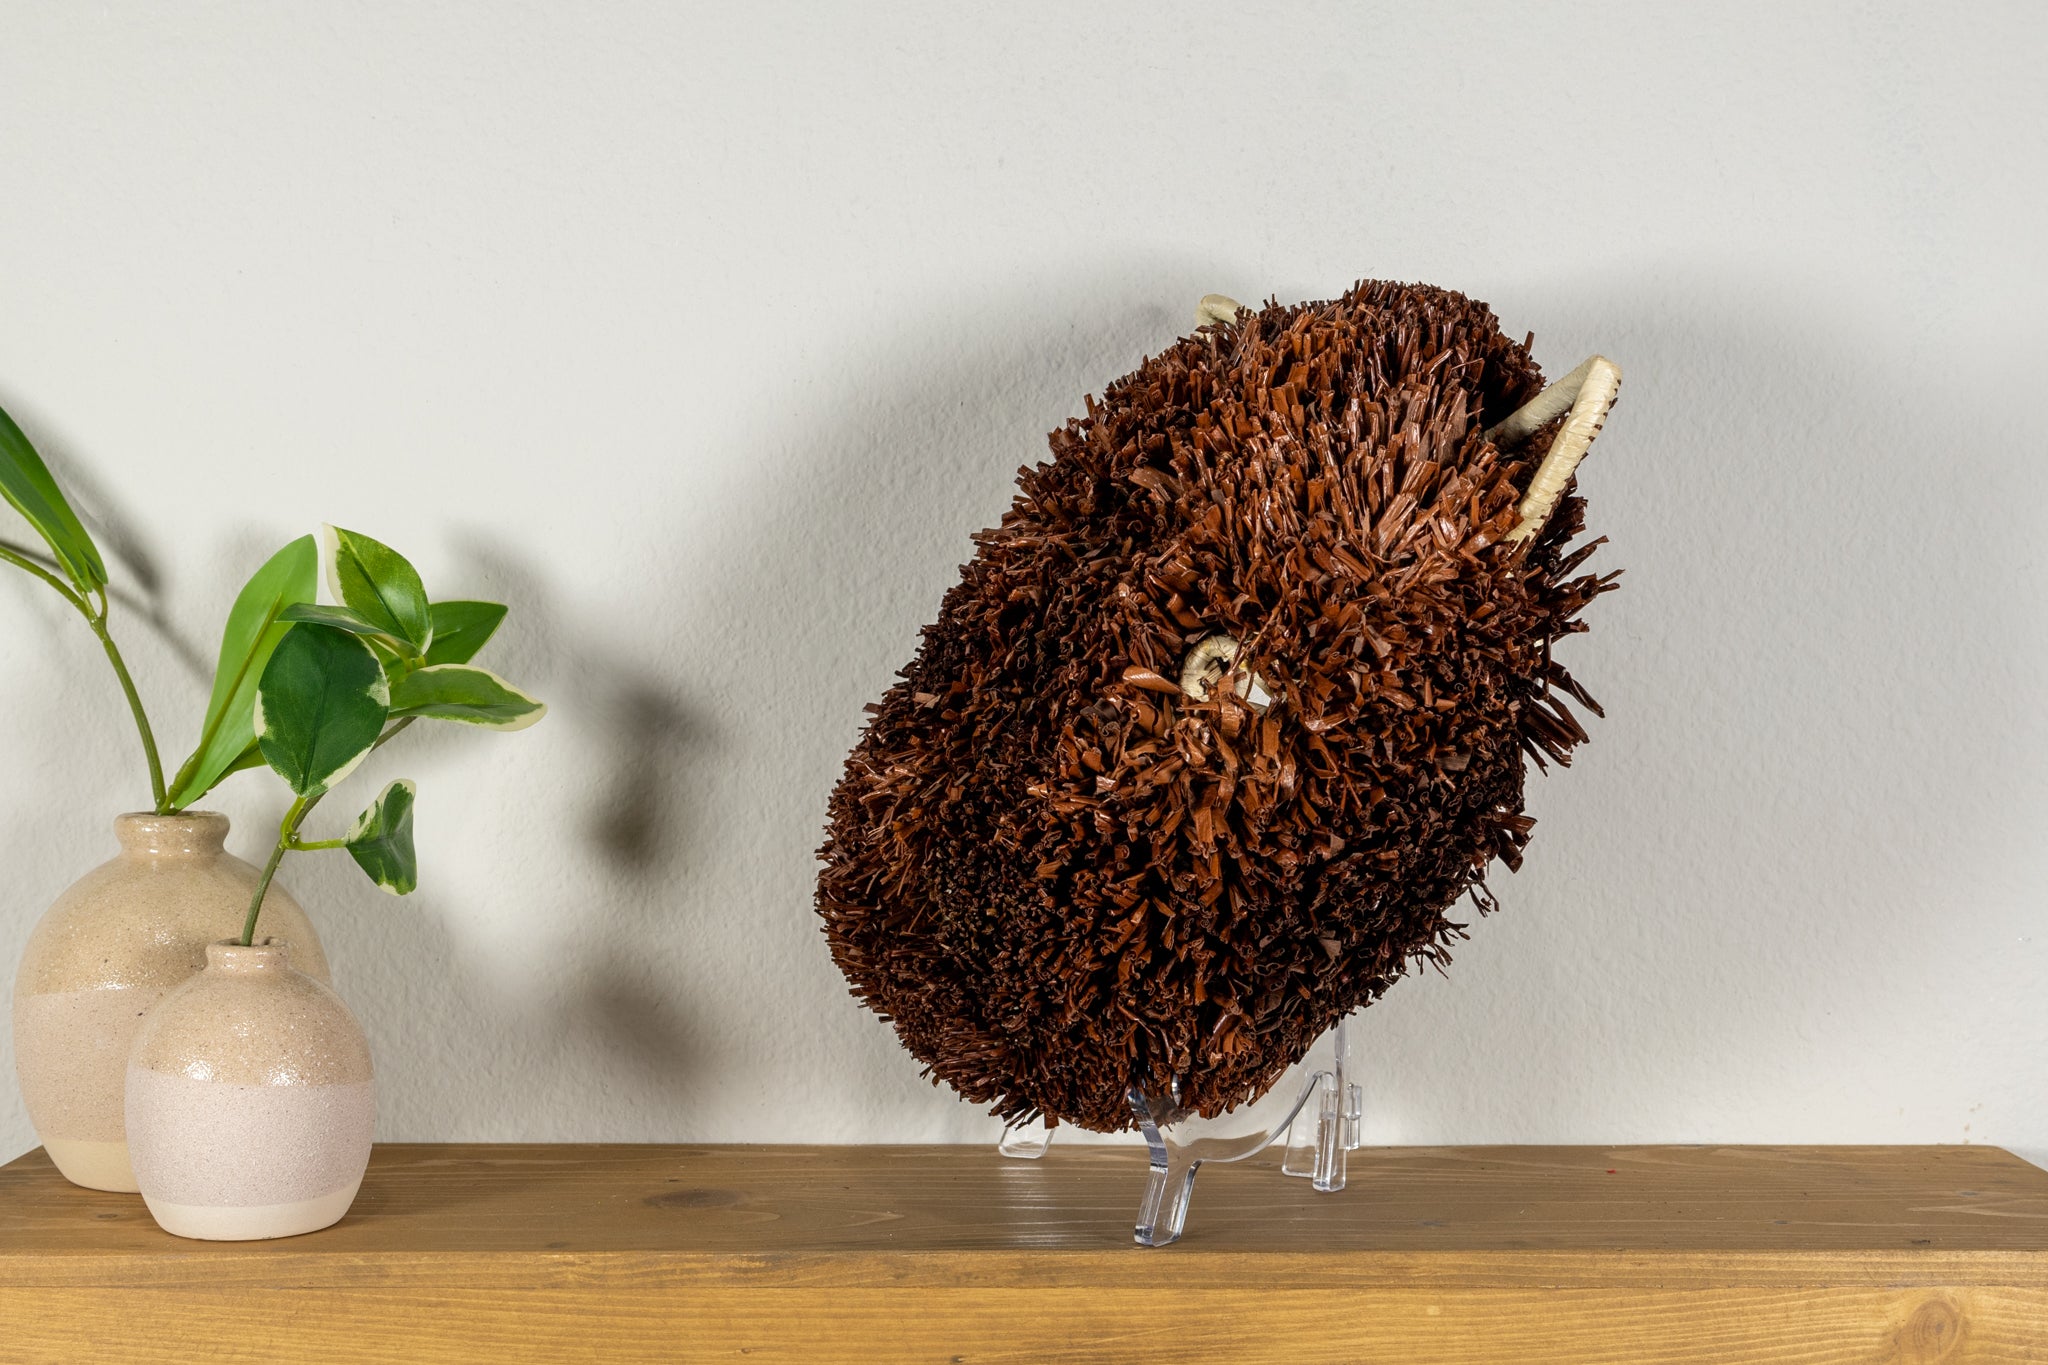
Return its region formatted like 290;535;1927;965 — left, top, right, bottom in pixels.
817;279;1621;1132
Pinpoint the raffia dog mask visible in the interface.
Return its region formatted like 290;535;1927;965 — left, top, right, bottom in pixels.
819;279;1623;1132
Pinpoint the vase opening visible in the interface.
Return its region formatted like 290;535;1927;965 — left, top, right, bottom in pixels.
113;811;230;858
204;938;291;972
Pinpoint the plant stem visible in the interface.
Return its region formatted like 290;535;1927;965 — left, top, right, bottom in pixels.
87;601;168;812
0;540;87;611
242;793;317;946
1;540;169;812
235;717;413;945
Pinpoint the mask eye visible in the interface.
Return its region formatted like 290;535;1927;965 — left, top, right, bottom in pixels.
1178;633;1273;711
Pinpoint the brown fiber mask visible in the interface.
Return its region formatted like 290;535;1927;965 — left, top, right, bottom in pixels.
819;279;1624;1132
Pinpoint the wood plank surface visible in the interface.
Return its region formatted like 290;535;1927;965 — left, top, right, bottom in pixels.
2;1143;2045;1363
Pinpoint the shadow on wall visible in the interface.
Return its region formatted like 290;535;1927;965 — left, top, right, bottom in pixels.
262;528;723;1141
451;535;717;1090
657;261;1234;1136
372;259;1228;1139
445;538;710;881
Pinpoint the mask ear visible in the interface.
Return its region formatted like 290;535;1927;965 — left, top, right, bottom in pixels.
1194;293;1248;328
1486;355;1623;543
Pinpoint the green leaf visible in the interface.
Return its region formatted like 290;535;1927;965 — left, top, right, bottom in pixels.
423;600;508;666
345;779;417;895
166;536;319;809
388;664;545;730
322;525;431;652
0;401;106;592
254;623;390;797
220;740;268;779
365;634;420;680
281;602;421;659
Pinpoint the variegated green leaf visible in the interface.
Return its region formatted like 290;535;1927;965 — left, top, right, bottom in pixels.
281;601;421;659
346;779;417;895
0;400;106;592
423;600;507;666
322;525;431;652
388;664;545;730
166;535;319;809
254;623;390;797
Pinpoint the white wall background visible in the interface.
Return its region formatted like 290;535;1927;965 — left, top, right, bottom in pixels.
3;2;2043;1164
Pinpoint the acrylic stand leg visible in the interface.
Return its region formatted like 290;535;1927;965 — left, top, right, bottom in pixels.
997;1114;1053;1159
1129;1073;1325;1247
994;1015;1363;1246
1281;1017;1364;1192
1131;1088;1202;1247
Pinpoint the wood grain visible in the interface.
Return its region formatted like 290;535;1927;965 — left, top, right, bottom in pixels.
3;1143;2045;1362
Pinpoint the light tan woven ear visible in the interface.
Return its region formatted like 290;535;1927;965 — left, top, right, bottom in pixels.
1195;294;1246;328
1486;355;1623;543
1474;358;1613;544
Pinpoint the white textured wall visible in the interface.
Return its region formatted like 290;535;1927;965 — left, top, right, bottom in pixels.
3;2;2043;1164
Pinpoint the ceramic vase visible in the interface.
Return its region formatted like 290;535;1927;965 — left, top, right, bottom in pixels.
126;937;373;1240
10;811;330;1192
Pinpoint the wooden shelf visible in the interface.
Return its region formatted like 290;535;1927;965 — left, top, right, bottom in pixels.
3;1142;2046;1362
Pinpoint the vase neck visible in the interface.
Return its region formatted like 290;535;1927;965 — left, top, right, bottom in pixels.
204;938;292;973
114;811;229;858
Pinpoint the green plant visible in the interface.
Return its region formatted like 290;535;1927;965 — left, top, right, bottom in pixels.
0;400;543;919
164;535;321;809
0;401;328;816
237;526;544;945
0;403;169;810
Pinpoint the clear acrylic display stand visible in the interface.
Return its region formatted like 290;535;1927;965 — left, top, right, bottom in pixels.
997;1015;1364;1246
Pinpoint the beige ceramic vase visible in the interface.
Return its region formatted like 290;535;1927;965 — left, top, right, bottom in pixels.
126;937;373;1240
11;811;329;1192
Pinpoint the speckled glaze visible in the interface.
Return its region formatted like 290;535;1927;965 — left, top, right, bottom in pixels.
11;812;329;1192
126;938;373;1240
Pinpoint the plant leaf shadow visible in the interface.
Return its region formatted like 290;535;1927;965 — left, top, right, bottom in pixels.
442;534;717;1106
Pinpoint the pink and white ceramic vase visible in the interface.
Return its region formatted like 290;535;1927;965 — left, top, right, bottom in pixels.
125;937;373;1240
11;812;330;1192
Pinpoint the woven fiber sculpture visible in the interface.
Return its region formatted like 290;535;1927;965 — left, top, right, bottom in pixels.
819;279;1624;1132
